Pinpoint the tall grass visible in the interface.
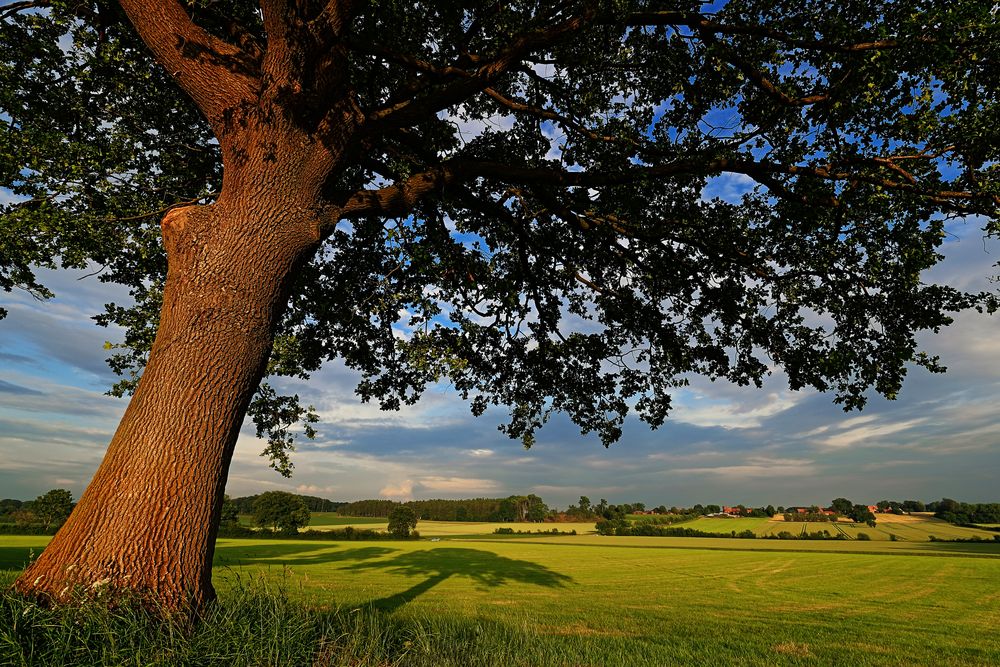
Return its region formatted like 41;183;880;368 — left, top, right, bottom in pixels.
0;572;554;667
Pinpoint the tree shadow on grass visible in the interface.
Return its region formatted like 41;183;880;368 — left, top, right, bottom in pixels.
214;543;398;568
0;546;37;572
344;547;574;613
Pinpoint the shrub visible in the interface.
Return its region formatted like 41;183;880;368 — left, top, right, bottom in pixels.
856;533;871;541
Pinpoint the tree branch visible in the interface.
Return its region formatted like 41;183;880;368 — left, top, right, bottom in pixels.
117;0;260;124
0;1;50;20
331;153;997;228
482;87;635;146
364;6;598;132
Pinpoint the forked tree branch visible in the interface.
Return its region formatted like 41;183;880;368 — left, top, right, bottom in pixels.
117;0;260;124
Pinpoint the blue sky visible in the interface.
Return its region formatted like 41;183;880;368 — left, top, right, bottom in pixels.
2;183;999;509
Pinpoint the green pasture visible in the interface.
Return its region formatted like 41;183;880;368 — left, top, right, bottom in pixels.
4;533;1000;665
308;514;387;527
307;518;597;537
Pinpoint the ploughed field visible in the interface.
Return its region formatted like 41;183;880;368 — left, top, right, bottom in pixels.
3;530;999;666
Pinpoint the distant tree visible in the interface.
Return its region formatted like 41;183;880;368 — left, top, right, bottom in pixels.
849;504;877;527
387;506;419;538
32;489;75;530
830;498;854;515
632;502;646;513
10;510;37;528
496;497;518;522
876;500;892;512
902;500;926;513
220;494;239;526
337;499;399;517
578;497;592;515
764;505;776;517
0;499;23;519
937;498;961;514
253;491;310;534
704;504;721;515
525;494;548;522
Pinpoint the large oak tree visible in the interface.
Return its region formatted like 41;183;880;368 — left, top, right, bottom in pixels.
1;0;997;611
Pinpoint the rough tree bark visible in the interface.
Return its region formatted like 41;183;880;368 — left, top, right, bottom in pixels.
11;0;360;611
14;194;324;609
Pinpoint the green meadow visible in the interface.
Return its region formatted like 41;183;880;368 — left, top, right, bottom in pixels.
307;513;388;527
310;518;597;537
3;531;1000;665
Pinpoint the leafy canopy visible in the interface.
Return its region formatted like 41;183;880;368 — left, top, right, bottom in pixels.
252;490;311;533
1;1;998;470
31;489;75;529
387;505;419;538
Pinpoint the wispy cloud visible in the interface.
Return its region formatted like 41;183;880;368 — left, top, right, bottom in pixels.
674;457;817;479
817;419;926;449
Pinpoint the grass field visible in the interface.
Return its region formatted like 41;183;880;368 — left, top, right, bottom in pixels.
3;532;1000;665
307;513;387;527
304;517;598;537
684;514;998;542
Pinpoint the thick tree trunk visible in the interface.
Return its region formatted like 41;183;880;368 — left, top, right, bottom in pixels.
13;196;320;612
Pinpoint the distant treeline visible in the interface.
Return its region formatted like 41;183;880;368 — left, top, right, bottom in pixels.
227;494;346;514
338;495;549;522
929;499;1000;525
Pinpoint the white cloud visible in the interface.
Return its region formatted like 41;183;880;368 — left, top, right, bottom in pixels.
674;456;817;479
295;484;337;495
465;448;494;457
379;480;414;499
417;476;500;493
817;419;926;449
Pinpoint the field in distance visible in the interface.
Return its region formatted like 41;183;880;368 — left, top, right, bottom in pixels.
683;513;997;541
2;533;999;665
301;512;998;542
307;516;597;537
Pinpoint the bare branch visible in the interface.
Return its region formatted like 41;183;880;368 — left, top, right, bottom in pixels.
0;1;50;20
482;87;634;145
